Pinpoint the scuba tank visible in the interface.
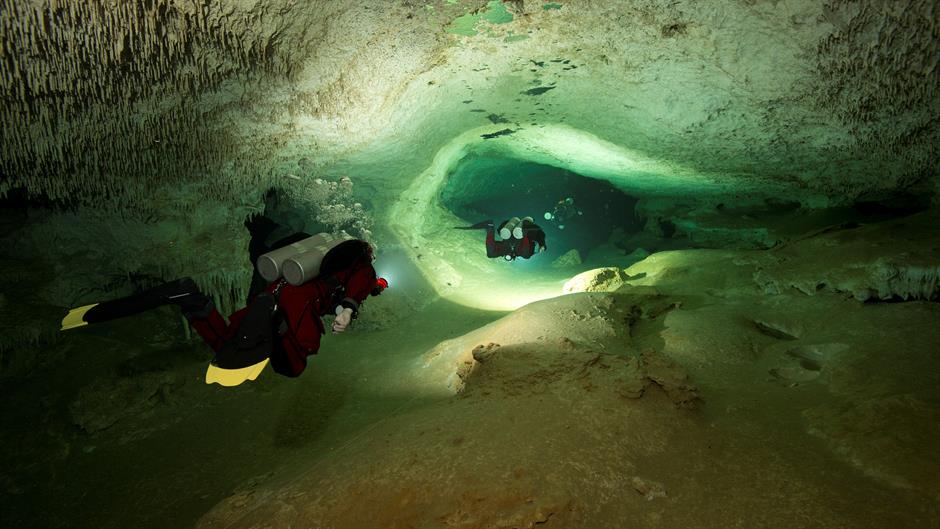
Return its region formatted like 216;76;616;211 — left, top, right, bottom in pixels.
499;217;521;240
514;216;534;239
256;231;354;285
256;233;326;282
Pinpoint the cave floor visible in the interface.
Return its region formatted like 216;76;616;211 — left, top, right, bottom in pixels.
2;239;940;529
0;297;503;529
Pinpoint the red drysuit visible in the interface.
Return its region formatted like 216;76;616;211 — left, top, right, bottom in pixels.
189;260;377;377
485;229;537;260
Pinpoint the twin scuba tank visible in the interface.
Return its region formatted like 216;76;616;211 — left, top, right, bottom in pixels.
256;232;354;285
498;216;534;240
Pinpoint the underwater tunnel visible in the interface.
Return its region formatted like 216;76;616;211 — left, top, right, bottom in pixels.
1;1;939;528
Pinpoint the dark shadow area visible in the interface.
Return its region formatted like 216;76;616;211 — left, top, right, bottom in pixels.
852;190;933;220
272;367;349;449
0;185;78;213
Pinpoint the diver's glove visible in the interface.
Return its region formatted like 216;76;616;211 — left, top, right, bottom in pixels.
332;307;354;334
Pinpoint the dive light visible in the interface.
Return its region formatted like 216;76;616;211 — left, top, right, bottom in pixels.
372;277;389;296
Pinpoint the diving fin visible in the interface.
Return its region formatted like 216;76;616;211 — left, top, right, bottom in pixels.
60;303;100;331
454;220;495;230
204;293;276;387
59;279;208;332
205;358;269;387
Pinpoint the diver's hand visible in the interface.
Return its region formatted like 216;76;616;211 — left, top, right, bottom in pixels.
332;307;353;334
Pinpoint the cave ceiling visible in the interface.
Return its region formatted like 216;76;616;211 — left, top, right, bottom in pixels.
0;0;937;213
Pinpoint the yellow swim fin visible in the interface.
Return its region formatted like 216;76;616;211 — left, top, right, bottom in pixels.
205;358;269;387
60;303;100;331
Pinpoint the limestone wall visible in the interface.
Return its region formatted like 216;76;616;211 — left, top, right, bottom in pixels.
1;0;937;313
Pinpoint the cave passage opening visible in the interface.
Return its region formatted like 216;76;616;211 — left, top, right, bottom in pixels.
440;152;643;266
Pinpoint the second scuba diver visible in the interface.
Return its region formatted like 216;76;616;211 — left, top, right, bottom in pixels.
544;197;582;230
456;216;548;261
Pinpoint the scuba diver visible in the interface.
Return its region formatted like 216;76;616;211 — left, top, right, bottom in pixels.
456;216;547;261
544;197;582;230
60;215;388;386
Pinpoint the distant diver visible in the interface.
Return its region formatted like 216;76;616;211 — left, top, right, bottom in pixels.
59;215;388;387
456;216;547;261
544;197;582;230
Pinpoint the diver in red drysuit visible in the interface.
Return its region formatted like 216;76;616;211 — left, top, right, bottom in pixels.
456;217;548;261
63;230;387;379
186;238;383;377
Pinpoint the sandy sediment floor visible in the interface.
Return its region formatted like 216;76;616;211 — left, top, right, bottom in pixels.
196;292;940;529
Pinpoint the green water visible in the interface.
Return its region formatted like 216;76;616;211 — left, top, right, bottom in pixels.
441;152;641;258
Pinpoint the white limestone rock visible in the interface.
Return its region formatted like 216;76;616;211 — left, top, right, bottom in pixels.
562;267;630;294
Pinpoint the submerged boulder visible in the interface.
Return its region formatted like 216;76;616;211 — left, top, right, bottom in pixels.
563;267;630;294
551;249;582;268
